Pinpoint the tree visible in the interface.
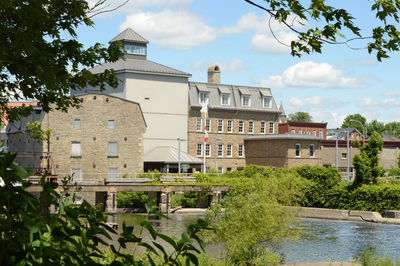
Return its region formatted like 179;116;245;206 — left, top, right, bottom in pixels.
245;0;400;61
367;119;385;137
0;0;123;122
288;111;312;122
341;114;367;135
384;122;400;139
352;132;384;187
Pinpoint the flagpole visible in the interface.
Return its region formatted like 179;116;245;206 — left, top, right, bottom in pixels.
200;100;208;173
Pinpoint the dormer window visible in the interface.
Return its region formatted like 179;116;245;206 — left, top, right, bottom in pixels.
241;95;251;107
263;97;272;108
124;44;146;55
221;93;230;105
199;92;209;104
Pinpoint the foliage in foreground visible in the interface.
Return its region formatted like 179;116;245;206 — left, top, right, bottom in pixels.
0;152;207;265
356;249;400;266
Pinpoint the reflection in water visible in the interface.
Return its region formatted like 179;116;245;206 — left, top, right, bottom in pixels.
113;214;400;263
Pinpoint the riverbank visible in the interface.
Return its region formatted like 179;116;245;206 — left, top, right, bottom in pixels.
282;262;360;266
173;207;400;225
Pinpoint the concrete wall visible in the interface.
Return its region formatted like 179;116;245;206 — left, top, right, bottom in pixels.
188;108;279;171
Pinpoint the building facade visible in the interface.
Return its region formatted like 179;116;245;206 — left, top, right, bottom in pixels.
279;121;327;139
188;65;281;172
7;93;146;181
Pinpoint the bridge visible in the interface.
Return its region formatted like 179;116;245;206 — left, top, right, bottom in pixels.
26;176;230;213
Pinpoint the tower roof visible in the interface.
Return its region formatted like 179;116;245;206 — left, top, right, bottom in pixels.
110;28;149;44
279;103;286;116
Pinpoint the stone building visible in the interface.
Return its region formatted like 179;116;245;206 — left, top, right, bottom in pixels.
244;134;322;168
7;93;146;181
188;65;281;172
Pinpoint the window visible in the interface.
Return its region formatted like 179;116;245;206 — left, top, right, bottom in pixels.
71;168;82;181
22;143;26;152
249;120;254;134
238;120;244;133
227;167;232;172
206;167;210;173
313;129;316;136
205;143;211;157
269;122;274;134
320;130;323;138
218;167;223;173
218;119;224;132
74;119;81;129
295;144;301;157
218;144;223;157
341;152;347;159
199;92;209;104
227;120;233;133
241;95;251;107
33;142;36;152
309;144;315;157
71;142;81;157
196;117;202;131
205;118;211;132
291;128;296;134
197;143;202;156
108;168;118;179
227;144;232;157
124;44;145;55
221;93;230;105
299;128;302;135
260;121;266;134
238;144;244;157
108;142;118;157
263;97;272;108
108;120;115;129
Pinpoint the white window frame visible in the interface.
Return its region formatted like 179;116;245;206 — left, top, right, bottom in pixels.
341;152;347;159
309;144;315;158
295;143;301;157
205;118;211;132
313;129;316;136
196;117;202;132
218;144;223;157
238;144;244;157
227;120;233;133
291;128;296;134
227;144;232;157
108;168;119;179
74;118;81;129
108;119;115;129
199;92;209;104
71;168;82;181
299;128;303;135
241;95;251;107
220;93;230;105
249;120;254;134
205;143;211;157
108;142;118;157
197;143;202;156
263;97;272;108
238;120;244;133
71;141;82;157
260;121;266;134
269;122;274;134
218;119;224;133
218;166;223;173
320;130;323;138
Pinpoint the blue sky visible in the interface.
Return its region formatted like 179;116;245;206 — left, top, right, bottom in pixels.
77;0;400;128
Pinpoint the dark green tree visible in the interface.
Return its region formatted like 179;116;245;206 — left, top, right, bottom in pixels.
384;122;400;139
0;0;123;122
352;132;384;187
288;112;312;122
342;114;367;135
367;119;385;137
245;0;400;61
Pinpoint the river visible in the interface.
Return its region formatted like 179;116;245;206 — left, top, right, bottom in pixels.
113;213;400;264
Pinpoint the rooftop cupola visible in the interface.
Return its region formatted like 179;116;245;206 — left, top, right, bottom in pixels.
207;65;221;84
109;28;149;60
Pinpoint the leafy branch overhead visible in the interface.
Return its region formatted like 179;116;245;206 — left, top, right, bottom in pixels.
245;0;400;61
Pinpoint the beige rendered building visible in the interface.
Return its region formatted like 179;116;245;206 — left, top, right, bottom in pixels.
7;93;146;181
188;65;281;172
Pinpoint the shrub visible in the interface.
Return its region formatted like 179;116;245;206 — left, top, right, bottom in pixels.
117;191;148;208
242;164;273;178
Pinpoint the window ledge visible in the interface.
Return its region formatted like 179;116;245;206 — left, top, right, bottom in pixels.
108;156;119;158
70;156;82;158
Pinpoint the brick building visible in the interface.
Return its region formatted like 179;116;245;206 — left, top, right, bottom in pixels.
7;93;146;181
279;121;327;138
188;65;281;172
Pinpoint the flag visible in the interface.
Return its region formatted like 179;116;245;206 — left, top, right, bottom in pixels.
200;100;208;113
204;127;208;142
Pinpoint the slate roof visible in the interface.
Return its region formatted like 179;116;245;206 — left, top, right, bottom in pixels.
381;132;400;141
144;146;203;164
90;57;191;77
110;28;149;44
279;103;286;116
245;134;322;141
188;82;280;113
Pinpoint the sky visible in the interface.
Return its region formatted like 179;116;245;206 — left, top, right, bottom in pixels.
76;0;400;128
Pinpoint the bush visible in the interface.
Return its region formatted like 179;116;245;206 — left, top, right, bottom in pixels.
117;191;148;208
242;164;273;178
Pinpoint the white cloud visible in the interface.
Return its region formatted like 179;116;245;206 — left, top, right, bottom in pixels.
192;58;244;72
260;61;366;89
251;32;297;54
120;10;217;50
384;90;400;96
359;97;399;111
87;0;193;18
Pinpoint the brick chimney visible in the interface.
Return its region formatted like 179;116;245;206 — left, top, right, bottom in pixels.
207;65;221;84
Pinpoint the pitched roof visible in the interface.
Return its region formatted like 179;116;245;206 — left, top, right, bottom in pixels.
188;82;280;113
110;28;149;44
381;132;400;141
144;146;203;164
279;103;286;116
90;57;191;78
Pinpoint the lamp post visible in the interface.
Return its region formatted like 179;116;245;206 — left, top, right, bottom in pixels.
349;119;367;146
177;138;186;174
335;129;350;183
214;137;223;171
